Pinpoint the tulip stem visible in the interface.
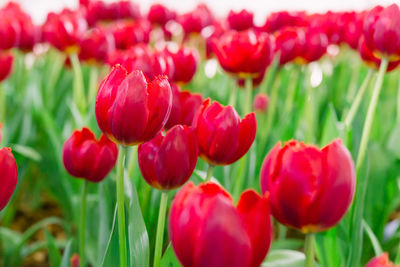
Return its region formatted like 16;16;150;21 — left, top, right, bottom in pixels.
355;58;387;173
153;191;168;267
348;58;388;267
304;233;315;267
205;164;214;182
283;67;300;115
79;180;88;267
116;145;128;267
397;75;400;123
88;66;99;105
69;52;87;115
228;79;238;107
343;68;373;128
244;77;253;114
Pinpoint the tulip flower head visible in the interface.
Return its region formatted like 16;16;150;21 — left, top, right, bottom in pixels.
0;52;14;82
227;9;254;31
163;46;199;84
365;253;397;267
169;181;272;267
95;65;172;146
63;127;118;183
178;3;215;37
359;37;400;72
253;93;269;113
42;9;88;54
0;148;18;211
363;4;400;60
147;4;176;26
165;84;203;130
192;99;256;165
138;125;198;190
79;27;115;64
261;139;355;233
212;29;274;79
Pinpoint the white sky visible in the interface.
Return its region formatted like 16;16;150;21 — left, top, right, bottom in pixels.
2;0;400;24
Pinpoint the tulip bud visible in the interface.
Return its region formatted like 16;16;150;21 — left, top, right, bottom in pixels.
363;4;400;59
262;11;308;33
164;46;199;84
365;253;396;267
147;4;176;26
192;99;256;165
274;27;303;65
79;27;115;64
260;139;355;233
62;127;118;182
138;125;198;190
0;148;18;211
95;65;172;146
253;93;269;113
227;9;254;31
70;253;80;267
42;9;88;53
0;52;13;82
212;29;274;79
169;181;272;267
178;4;214;36
165;84;203;130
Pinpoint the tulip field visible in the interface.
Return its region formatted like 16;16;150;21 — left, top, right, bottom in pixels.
2;0;400;266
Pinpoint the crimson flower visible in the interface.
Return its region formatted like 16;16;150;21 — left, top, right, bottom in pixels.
178;4;214;37
147;4;176;26
110;20;151;50
227;9;254;31
260;139;355;233
365;253;397;267
164;46;199;84
169;181;272;267
253;93;269;114
95;65;172;146
359;37;400;72
212;29;274;78
0;148;18;211
0;52;14;82
79;27;115;64
192;99;256;165
138;125;198;190
63;127;118;182
165;84;203;130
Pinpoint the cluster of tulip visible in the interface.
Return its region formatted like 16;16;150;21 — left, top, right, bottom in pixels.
1;0;400;267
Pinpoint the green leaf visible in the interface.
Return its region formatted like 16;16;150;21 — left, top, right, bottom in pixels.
44;229;62;267
60;239;74;267
262;249;319;267
125;170;150;267
161;244;182;267
320;103;346;147
387;122;400;159
363;219;383;256
315;227;342;267
101;205;120;267
271;239;303;250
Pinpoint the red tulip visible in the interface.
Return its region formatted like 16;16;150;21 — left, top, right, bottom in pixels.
262;11;308;33
260;139;355;233
178;4;214;37
298;27;328;63
204;21;227;59
227;9;254;31
63;127;118;183
165;84;203;130
79;27;115;64
192;99;256;165
95;65;172;146
274;27;304;65
169;181;272;267
111;20;151;50
365;253;397;267
212;29;274;78
138;125;198;190
42;9;88;53
70;254;80;267
0;148;18;211
364;4;400;59
0;10;20;50
359;37;400;72
253;93;269;113
341;11;364;50
164;46;199;84
108;44;174;80
83;0;141;26
147;4;176;26
0;52;13;82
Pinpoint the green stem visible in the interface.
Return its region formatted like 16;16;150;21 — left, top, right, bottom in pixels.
397;75;400;123
283;67;300;115
88;66;99;105
395;237;400;264
69;53;86;115
116;145;128;267
244;77;253;114
233;154;248;199
261;58;279;95
153;191;168;267
304;233;315;267
348;58;388;267
205;164;214;182
355;58;388;173
228;79;238;107
343;68;373;127
0;83;5;124
304;73;315;143
79;180;88;267
127;146;138;179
